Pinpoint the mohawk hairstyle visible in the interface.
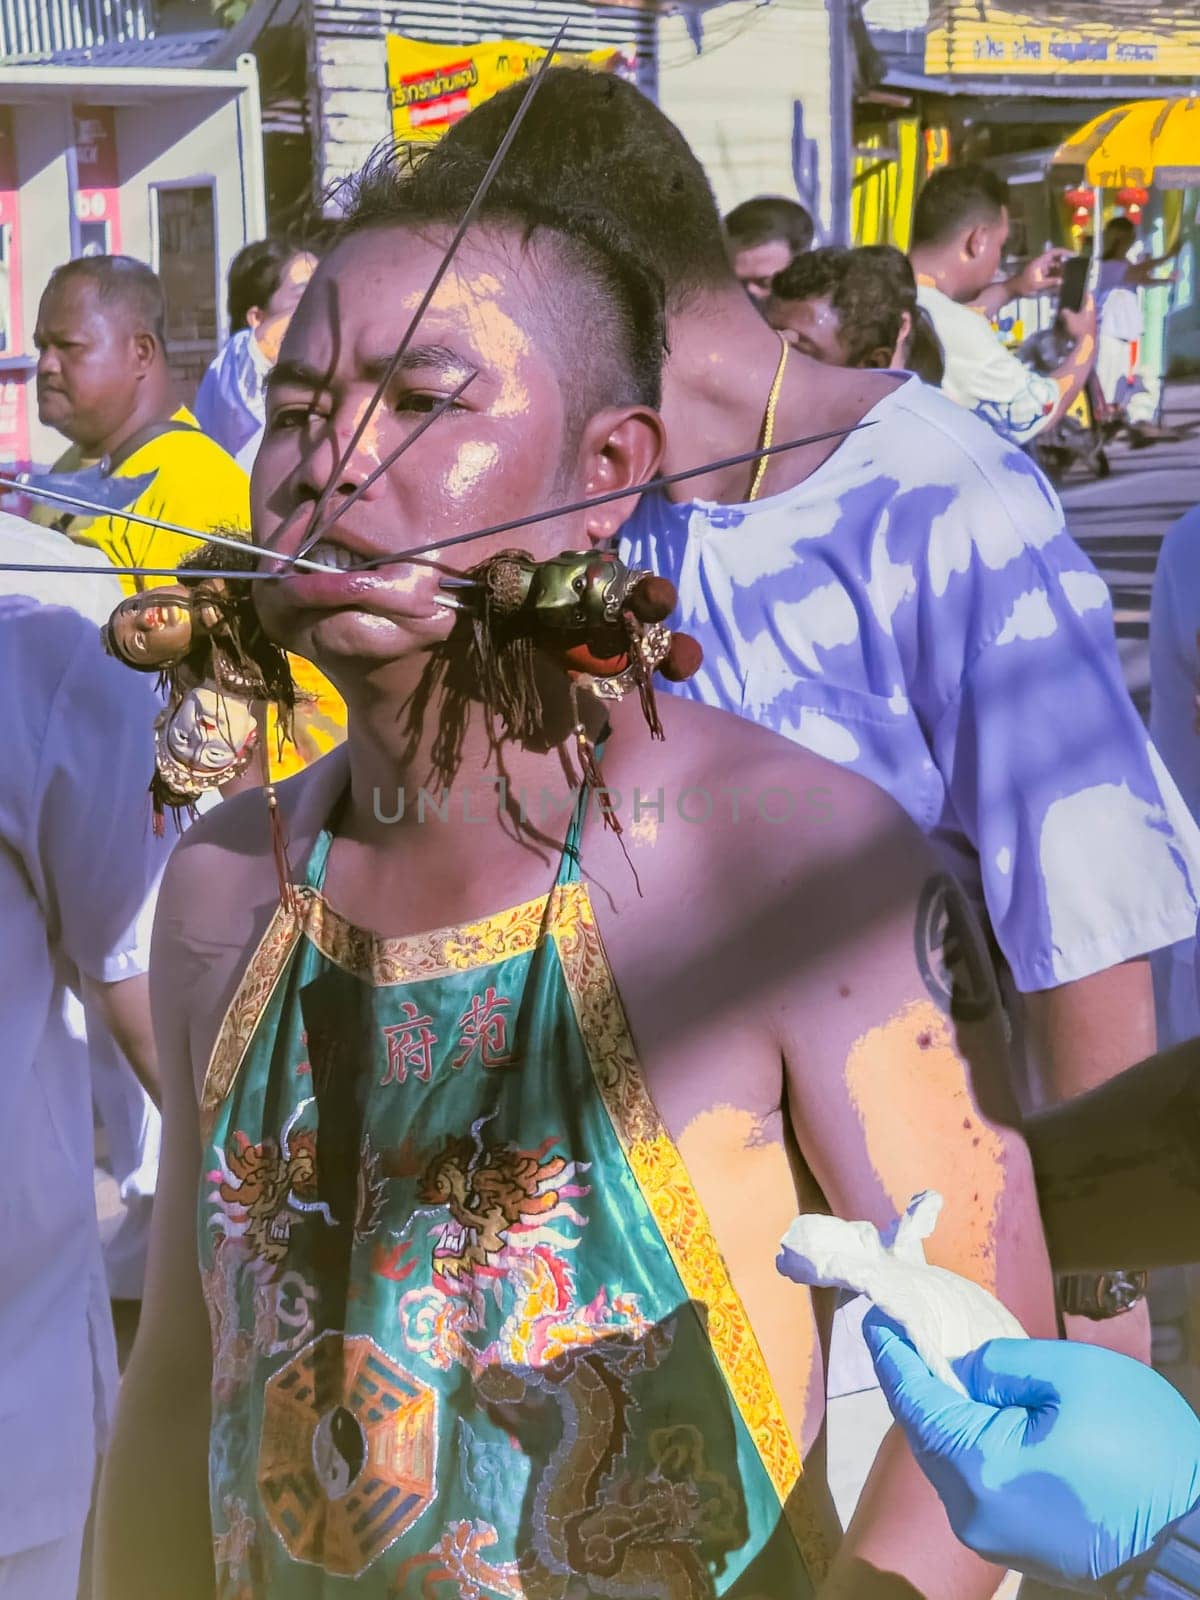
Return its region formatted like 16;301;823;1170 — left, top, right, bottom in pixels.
334;139;668;419
410;66;736;309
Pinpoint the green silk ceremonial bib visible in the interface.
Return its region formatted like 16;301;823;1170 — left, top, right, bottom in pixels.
198;795;825;1597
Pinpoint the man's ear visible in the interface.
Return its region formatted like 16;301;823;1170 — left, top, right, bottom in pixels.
963;224;988;263
888;309;914;369
245;305;264;332
132;331;158;373
579;406;665;547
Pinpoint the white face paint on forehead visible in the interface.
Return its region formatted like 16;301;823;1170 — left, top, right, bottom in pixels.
400;263;534;419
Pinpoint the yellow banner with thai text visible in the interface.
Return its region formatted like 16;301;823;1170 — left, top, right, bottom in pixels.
387;34;628;144
925;3;1200;77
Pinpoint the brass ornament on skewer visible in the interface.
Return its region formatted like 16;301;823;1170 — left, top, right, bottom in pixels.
455;547;703;834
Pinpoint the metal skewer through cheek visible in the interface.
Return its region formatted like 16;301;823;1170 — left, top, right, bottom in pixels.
0;376;474;582
295;17;571;560
0;556;466;581
358;420;877;577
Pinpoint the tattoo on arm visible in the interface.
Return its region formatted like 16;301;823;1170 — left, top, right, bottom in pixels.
914;874;998;1022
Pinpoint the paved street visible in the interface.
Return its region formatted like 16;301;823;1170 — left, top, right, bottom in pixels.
1061;380;1200;719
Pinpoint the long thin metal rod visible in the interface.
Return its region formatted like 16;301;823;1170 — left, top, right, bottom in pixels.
0;562;303;580
0;423;877;586
360;421;877;569
0;549;476;582
296;18;570;557
304;372;477;548
0;475;336;573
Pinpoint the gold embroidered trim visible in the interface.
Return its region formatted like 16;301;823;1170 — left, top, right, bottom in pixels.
200;901;305;1140
554;888;832;1582
199;885;572;1134
303;884;571;984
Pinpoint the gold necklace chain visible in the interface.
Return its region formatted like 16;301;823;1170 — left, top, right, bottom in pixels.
746;334;789;503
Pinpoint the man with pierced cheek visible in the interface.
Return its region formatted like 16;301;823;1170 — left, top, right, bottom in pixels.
97;155;1056;1600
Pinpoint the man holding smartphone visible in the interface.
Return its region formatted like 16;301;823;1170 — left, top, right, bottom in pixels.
909;164;1097;445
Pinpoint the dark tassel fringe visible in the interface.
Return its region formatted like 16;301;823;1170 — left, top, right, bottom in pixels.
470;603;545;743
576;728;620;835
262;746;295;912
569;683;621;838
632;645;664;740
178;539;298;732
149;773;195;837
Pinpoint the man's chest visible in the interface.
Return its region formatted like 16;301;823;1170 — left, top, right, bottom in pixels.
593;885;788;1149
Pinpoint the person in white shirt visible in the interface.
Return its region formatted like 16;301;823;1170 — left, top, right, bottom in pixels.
2;515;165;1336
0;512;168;1596
909;164;1097;447
1095;214;1182;446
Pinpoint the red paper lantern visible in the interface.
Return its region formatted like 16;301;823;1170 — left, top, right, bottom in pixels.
1064;186;1094;229
1117;185;1149;222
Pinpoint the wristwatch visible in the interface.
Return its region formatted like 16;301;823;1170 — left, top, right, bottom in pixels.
1057;1270;1148;1320
1108;1501;1200;1597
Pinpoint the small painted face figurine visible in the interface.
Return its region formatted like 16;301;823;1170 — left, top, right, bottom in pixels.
158;685;257;782
104;587;194;670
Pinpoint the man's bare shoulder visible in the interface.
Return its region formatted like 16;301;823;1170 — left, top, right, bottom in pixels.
158;749;346;939
606;692;927;894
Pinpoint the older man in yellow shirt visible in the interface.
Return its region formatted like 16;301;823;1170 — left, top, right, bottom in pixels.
31;253;343;776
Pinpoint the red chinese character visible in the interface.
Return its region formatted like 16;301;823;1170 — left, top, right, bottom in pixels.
451;986;511;1070
380;1003;438;1085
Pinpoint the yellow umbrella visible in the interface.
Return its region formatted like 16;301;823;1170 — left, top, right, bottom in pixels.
1053;97;1200;189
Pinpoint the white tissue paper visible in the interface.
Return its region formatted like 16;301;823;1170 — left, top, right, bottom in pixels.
777;1190;1026;1396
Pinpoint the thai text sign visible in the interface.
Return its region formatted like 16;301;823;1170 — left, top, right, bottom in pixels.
387;34;627;143
925;3;1200;77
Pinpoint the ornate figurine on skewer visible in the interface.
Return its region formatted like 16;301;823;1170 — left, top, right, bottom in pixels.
442;547;703;832
101;542;296;844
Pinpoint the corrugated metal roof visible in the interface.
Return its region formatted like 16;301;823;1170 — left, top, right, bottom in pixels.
0;0;155;56
2;27;226;68
310;1;656;51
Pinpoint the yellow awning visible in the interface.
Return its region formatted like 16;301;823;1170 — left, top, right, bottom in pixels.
1052;98;1200;189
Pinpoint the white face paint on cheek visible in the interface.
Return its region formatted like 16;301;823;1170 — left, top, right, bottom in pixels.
445;440;500;502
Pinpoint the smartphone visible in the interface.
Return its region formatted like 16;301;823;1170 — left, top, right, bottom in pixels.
1058;254;1090;314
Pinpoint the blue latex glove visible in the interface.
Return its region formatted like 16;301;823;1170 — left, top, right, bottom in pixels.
864;1309;1200;1592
